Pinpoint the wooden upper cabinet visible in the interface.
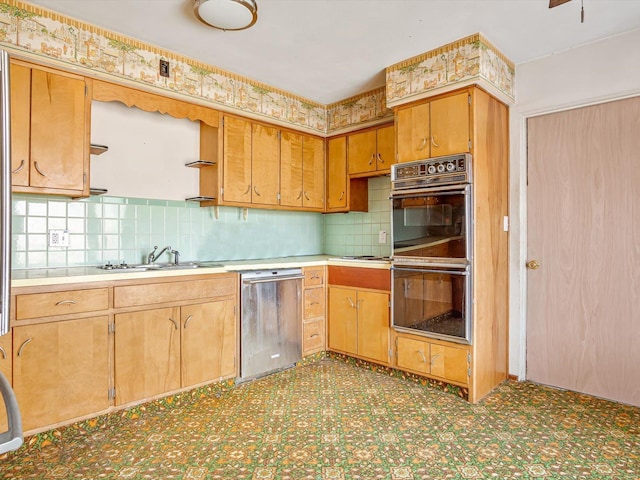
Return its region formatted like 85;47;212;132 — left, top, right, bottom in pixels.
11;60;90;196
280;131;304;207
222;115;252;204
251;123;280;205
348;124;395;176
396;90;470;163
326;136;348;211
301;135;325;209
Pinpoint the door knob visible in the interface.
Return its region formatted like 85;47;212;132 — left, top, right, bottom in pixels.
526;260;540;270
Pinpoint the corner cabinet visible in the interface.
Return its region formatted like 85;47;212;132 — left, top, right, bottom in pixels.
325;136;368;213
11;60;91;197
396;90;470;163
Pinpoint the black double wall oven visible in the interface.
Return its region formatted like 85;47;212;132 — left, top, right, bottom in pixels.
390;153;473;344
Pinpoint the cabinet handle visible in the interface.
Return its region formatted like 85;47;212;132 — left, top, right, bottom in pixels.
417;350;426;363
310;301;320;306
310;334;320;338
183;314;193;329
430;354;440;366
347;296;355;308
0;346;5;359
368;153;375;165
431;136;440;148
304;191;310;201
12;159;25;174
418;137;428;151
356;299;364;310
244;185;251;195
296;191;302;200
17;338;32;357
338;191;344;201
168;317;179;330
253;186;261;196
311;274;320;280
377;153;384;164
34;161;47;177
55;299;77;306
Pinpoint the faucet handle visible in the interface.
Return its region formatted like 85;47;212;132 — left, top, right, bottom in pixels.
170;248;180;265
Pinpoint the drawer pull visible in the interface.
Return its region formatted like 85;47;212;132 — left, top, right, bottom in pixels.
310;301;320;306
33;161;47;177
310;334;320;338
417;350;426;363
55;299;77;306
12;159;24;174
0;346;5;359
17;338;32;357
168;317;179;330
311;274;320;280
183;315;193;329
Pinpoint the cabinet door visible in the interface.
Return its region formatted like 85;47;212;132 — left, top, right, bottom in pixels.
10;63;30;187
251;123;280;205
396;336;429;374
356;290;390;364
348;129;377;175
181;300;236;387
302;135;325;209
326;137;348;211
13;316;109;432
115;307;181;405
430;343;469;385
396;102;430;163
328;286;358;354
30;68;87;191
376;124;396;171
429;92;470;157
280;131;303;207
0;333;11;432
222;115;252;204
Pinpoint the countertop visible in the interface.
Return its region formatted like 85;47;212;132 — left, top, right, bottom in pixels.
11;255;391;288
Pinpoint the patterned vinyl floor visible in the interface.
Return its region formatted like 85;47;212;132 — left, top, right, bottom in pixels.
1;359;639;479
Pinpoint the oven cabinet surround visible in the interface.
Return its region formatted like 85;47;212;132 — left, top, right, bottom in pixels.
395;90;470;164
325;136;368;213
0;333;13;432
327;266;392;366
8;272;238;435
10;59;91;197
393;85;510;403
347;123;396;177
301;266;327;356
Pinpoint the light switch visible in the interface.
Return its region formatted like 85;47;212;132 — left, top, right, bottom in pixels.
378;230;387;244
49;229;69;247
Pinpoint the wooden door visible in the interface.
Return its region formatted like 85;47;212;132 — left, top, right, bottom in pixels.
396;102;430;163
13;316;109;431
251;123;279;205
222;115;252;204
348;129;376;175
527;96;640;406
430;343;468;385
115;307;181;405
376;124;396;171
10;63;30;187
429;91;470;157
181;300;236;387
29;68;86;191
302;135;325;209
328;286;358;354
0;333;12;432
280;131;303;207
356;290;390;364
396;336;429;374
326;137;348;211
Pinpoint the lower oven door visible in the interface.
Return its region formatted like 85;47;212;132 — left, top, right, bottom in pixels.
392;264;471;344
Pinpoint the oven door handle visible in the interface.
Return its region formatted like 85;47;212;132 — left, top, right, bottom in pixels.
391;266;469;276
390;185;469;198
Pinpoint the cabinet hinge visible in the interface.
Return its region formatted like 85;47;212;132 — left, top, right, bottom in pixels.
85;85;88;96
222;117;225;127
468;94;471;105
108;322;115;334
468;139;472;150
277;192;281;201
108;387;116;400
388;300;391;308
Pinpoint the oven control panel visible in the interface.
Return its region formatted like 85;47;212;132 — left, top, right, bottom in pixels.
392;153;471;188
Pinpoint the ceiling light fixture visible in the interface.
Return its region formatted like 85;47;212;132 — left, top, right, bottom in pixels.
193;0;258;31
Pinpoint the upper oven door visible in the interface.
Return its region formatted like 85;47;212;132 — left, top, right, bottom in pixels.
391;184;471;263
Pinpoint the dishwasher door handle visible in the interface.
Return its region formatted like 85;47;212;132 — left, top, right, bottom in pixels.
242;275;305;285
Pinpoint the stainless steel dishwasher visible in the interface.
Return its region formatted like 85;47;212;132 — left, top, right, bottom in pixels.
240;268;303;380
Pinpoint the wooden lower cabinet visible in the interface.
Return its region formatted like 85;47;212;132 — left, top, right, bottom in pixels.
0;333;12;432
12;316;110;432
328;286;390;365
395;333;469;386
115;300;236;406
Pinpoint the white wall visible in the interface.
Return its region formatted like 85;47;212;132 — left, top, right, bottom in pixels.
509;28;640;378
90;101;201;201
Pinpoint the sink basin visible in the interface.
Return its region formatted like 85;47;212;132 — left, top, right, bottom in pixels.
96;261;224;273
145;262;200;270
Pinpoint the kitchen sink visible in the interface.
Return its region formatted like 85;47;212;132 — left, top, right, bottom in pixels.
95;261;224;272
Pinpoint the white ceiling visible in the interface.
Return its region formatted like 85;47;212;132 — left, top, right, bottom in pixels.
27;0;640;104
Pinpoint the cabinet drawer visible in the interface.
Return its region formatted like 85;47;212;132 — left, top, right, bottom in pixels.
16;288;109;320
328;266;390;291
114;275;236;308
396;336;429;374
303;287;325;319
303;267;324;287
303;319;325;354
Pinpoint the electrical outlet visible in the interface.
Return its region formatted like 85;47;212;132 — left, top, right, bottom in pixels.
49;229;69;247
378;230;387;244
159;59;170;78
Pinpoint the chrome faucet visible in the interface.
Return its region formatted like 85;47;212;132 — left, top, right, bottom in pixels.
147;245;175;265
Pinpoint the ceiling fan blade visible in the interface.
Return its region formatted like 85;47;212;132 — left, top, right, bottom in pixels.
549;0;572;8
